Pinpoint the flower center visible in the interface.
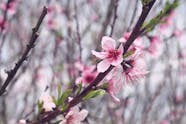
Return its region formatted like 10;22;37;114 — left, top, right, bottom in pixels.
122;60;134;72
108;50;120;60
85;74;95;83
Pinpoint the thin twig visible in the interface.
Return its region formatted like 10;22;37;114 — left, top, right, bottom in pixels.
109;0;119;37
0;6;47;96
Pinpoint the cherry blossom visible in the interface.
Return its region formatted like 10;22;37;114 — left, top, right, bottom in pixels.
39;92;56;112
19;119;26;124
148;36;163;56
75;62;97;85
0;0;18;15
160;120;170;124
119;32;143;49
122;48;147;84
92;36;123;72
119;35;147;84
106;65;123;102
60;106;88;124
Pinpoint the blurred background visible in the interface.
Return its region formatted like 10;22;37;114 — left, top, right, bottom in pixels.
0;0;186;123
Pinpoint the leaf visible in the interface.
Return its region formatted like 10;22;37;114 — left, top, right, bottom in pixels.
52;96;57;105
83;89;105;100
37;100;43;114
57;89;72;107
123;50;135;59
76;83;82;95
142;0;179;33
57;85;62;100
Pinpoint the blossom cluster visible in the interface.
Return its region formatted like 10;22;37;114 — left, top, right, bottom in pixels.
92;34;148;102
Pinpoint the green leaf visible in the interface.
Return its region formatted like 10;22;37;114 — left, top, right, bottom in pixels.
57;85;62;100
76;83;82;95
57;89;72;107
83;89;105;100
123;50;135;58
37;100;43;114
52;96;57;105
142;0;179;33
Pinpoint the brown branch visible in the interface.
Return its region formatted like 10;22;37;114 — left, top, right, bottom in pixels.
123;0;156;53
31;1;157;123
0;6;47;96
109;0;119;37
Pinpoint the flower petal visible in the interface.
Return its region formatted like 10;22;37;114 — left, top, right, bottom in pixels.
75;109;88;121
59;120;67;124
111;56;123;66
118;44;123;54
97;59;110;72
101;36;116;51
118;38;126;43
109;92;120;103
91;50;107;59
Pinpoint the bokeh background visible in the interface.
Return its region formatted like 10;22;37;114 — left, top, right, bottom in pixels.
0;0;186;124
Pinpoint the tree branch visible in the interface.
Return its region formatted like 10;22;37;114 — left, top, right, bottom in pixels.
31;1;157;123
0;6;47;96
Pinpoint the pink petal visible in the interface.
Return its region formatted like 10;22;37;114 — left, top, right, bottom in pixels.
19;120;26;124
101;36;116;51
118;44;124;54
59;120;67;124
43;102;56;112
109;92;120;103
75;77;83;84
91;50;107;59
97;59;111;72
75;109;88;121
118;38;126;43
111;52;123;66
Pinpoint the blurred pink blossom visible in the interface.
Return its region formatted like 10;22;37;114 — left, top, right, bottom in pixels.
119;32;143;49
160;120;170;124
60;106;88;124
106;65;123;102
39;92;56;112
19;119;26;124
75;62;97;85
0;0;18;15
92;36;123;72
148;36;163;56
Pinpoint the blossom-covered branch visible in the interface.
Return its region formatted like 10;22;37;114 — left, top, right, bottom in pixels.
30;1;157;123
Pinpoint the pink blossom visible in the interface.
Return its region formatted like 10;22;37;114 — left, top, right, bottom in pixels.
39;92;56;112
119;32;143;49
92;36;123;72
0;16;9;33
122;51;147;84
106;65;123;102
19;119;26;124
174;29;184;37
160;120;170;124
148;36;162;56
75;62;97;85
47;17;56;30
60;106;88;124
119;35;147;83
108;77;122;102
0;0;18;15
